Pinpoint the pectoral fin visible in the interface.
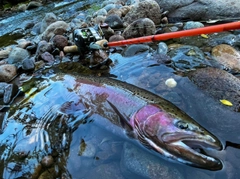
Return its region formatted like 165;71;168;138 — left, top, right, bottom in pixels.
107;100;134;137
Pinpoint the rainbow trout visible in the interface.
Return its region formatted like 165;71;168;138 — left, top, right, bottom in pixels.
20;74;222;170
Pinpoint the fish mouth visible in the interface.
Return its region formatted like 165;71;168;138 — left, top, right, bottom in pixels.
161;132;223;170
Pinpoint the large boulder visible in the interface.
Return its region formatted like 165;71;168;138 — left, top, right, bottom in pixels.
123;0;162;25
155;0;240;21
122;18;156;39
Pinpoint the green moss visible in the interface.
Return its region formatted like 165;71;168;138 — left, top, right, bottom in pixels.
91;4;101;11
0;33;22;48
3;3;11;8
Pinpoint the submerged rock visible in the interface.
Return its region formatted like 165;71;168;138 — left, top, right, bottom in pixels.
78;139;96;157
121;142;183;179
211;44;240;73
168;45;211;71
88;162;124;179
122;44;149;57
178;32;240;48
38;167;57;179
187;67;240;112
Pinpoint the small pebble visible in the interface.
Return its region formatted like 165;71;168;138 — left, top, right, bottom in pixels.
109;34;124;42
157;42;168;55
53;35;68;50
64;45;78;53
22;57;35;71
41;155;54;168
165;78;177;88
26;1;42;10
0;47;12;59
183;21;204;30
40;52;55;63
0;64;17;82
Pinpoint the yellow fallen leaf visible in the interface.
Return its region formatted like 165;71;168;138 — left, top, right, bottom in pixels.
201;34;208;38
220;99;233;106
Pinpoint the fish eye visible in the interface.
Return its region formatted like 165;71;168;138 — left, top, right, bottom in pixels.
176;121;188;130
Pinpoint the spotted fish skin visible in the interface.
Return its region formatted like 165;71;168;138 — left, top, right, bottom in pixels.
19;74;223;170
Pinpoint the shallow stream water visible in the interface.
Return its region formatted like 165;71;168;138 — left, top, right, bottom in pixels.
0;1;240;179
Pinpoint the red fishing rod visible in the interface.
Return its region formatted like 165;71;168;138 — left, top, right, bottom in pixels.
103;21;240;47
65;21;240;53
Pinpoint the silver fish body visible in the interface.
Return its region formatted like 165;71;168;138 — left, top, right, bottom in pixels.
19;74;223;170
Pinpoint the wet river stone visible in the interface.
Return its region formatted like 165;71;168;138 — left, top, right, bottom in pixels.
26;1;42;10
157;42;168;54
104;14;123;29
22;57;35;71
122;44;149;57
155;0;240;21
40;13;58;34
211;44;240;73
183;21;204;30
187;67;240;112
35;40;53;59
107;8;123;18
123;0;161;25
52;35;68;50
0;47;11;59
0;64;17;82
93;8;108;17
168;45;211;70
122;18;156;39
178;32;240;49
119;6;131;16
40;52;55;63
109;34;125;42
7;47;30;64
41;21;69;41
121;142;183;179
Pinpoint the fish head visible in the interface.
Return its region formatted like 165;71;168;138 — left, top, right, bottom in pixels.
131;104;223;170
